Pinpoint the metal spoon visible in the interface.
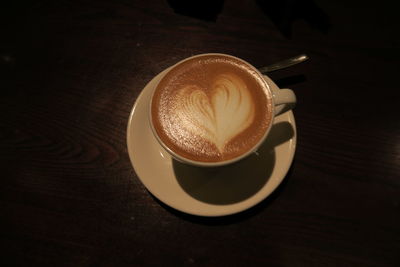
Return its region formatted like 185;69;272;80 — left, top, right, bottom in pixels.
258;54;309;73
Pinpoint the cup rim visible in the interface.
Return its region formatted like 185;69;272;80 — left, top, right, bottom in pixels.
149;53;276;167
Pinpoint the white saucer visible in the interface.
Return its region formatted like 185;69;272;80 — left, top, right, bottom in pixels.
127;69;297;217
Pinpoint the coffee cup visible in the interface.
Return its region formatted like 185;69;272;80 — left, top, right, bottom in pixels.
149;53;296;167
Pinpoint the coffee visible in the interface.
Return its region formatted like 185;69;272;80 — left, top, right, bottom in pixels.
151;54;273;163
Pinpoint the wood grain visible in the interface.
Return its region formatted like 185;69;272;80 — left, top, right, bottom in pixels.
1;0;399;266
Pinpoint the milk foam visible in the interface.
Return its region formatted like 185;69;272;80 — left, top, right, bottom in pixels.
151;54;273;162
173;74;254;152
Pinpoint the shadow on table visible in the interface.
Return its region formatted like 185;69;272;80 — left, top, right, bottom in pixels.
167;0;224;21
256;0;331;38
166;0;331;38
153;121;295;225
274;74;307;89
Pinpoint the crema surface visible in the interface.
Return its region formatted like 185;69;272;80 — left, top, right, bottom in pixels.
151;55;273;162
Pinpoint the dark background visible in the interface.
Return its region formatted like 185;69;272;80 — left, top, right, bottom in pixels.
1;0;399;266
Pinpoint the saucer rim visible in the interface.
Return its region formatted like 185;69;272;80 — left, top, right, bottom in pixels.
127;69;297;217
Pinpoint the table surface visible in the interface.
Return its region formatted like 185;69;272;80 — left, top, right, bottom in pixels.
1;0;399;266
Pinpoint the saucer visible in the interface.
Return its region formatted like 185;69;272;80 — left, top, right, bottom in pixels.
127;69;297;217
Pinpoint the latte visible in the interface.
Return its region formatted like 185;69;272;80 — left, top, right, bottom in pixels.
151;54;273;163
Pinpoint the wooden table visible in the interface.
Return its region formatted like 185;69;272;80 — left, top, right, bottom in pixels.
1;0;399;266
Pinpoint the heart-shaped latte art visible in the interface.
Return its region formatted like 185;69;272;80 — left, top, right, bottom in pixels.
174;74;255;152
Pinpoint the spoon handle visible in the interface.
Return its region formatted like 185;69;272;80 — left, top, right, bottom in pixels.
258;54;309;73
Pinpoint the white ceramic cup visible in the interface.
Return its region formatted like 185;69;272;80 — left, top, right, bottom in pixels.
149;53;296;167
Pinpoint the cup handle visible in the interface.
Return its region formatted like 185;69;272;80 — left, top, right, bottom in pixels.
271;86;296;116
